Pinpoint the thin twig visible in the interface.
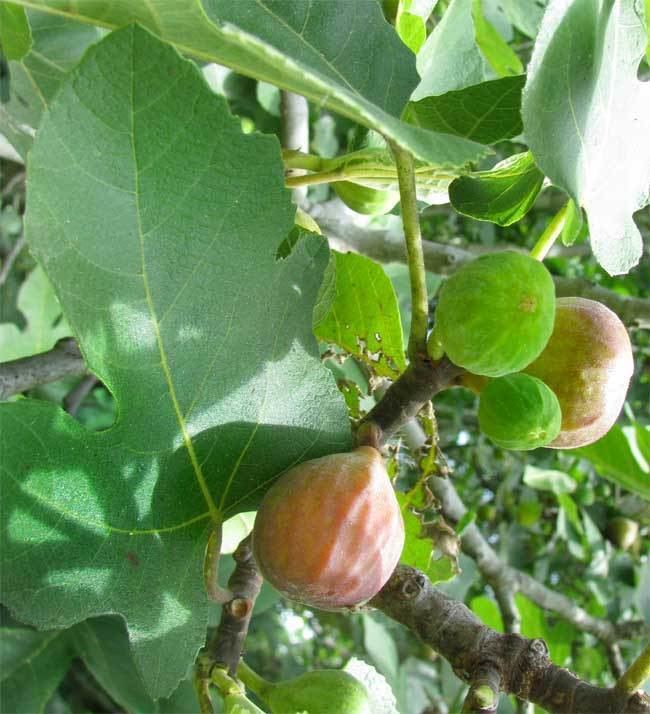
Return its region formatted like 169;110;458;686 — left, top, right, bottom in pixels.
206;535;263;676
63;375;99;415
366;392;649;646
312;211;650;329
429;472;650;645
0;338;87;400
617;644;650;694
0;233;26;288
280;91;309;205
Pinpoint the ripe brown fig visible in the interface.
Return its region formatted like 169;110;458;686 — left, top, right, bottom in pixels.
524;297;634;449
252;447;404;611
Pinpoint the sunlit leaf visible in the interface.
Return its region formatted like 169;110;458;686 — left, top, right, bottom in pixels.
0;3;32;60
449;152;544;225
523;465;576;495
0;26;350;697
471;0;523;76
522;0;650;275
314;252;406;378
578;426;650;501
404;75;525;145
8;0;487;167
0;265;70;361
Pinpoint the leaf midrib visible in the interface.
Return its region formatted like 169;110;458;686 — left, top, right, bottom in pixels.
128;28;220;524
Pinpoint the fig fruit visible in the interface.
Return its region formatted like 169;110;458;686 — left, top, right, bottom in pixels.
434;252;555;377
266;670;371;714
334;181;399;215
524;297;634;448
606;517;639;551
478;373;562;450
252;447;404;611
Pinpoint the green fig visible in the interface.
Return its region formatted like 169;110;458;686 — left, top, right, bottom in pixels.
606;517;639;551
334;181;399;215
478;373;562;450
266;670;371;714
434;252;556;377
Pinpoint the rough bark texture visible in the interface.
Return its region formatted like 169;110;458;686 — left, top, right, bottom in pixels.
207;536;263;676
358;356;463;442
372;566;650;714
0;337;86;399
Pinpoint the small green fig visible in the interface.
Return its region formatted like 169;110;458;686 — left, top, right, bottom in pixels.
334;181;399;215
524;297;634;448
606;517;639;551
252;447;404;611
266;670;371;714
478;373;562;450
435;252;556;377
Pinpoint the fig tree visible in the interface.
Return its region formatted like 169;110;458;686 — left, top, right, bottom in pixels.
524;297;634;448
334;181;399;215
478;373;562;450
434;252;556;377
252;447;404;611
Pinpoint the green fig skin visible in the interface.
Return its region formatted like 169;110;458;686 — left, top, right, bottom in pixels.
267;670;371;714
334;181;399;215
606;517;639;551
252;447;404;611
478;374;562;450
524;297;634;448
435;252;556;377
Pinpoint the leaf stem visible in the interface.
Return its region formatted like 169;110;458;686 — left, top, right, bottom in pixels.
390;141;429;361
529;201;570;261
203;526;233;603
194;658;215;714
616;643;650;694
237;660;273;701
281;149;325;171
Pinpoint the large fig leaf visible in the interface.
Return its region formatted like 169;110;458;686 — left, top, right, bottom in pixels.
6;0;487;167
403;75;525;145
522;0;650;275
0;25;350;698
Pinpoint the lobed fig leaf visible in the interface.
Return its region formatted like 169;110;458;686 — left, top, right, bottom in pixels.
524;297;634;448
478;373;562;450
252;447;404;611
334;181;400;215
434;252;555;377
266;670;371;714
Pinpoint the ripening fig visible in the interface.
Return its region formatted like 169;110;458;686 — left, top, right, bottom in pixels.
434;252;556;377
252;447;404;611
524;297;634;448
478;373;562;450
265;670;371;714
334;180;400;215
